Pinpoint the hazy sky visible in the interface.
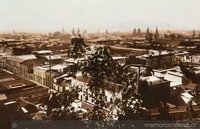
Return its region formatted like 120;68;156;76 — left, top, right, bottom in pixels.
0;0;200;33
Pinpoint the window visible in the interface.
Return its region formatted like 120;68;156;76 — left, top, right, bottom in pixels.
110;98;113;103
76;94;79;99
86;95;88;100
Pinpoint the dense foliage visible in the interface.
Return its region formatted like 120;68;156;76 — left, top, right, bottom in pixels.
80;46;116;120
43;88;80;120
68;34;86;58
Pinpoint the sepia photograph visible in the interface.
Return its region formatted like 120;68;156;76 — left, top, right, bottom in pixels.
0;0;200;128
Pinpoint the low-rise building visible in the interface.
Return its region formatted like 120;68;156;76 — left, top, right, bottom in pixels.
71;77;122;103
33;65;49;86
128;50;175;69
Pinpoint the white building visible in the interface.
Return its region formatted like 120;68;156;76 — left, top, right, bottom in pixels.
71;77;122;103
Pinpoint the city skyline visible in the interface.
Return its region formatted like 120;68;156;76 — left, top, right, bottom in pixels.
0;0;200;33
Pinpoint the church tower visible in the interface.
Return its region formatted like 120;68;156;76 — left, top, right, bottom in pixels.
61;26;65;34
105;29;108;34
154;26;159;40
133;28;137;34
72;28;75;36
137;28;141;34
145;27;150;40
77;28;80;34
193;29;195;39
145;27;153;43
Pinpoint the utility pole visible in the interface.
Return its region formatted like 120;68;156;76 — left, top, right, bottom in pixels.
49;52;52;93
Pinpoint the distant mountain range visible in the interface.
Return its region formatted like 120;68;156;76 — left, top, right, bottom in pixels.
60;19;198;34
109;19;176;32
83;18;179;33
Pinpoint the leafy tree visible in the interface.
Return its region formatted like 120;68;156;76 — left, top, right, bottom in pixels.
80;46;116;120
179;63;200;104
170;33;176;40
43;88;80;120
68;34;86;58
179;63;196;81
69;41;151;120
52;31;61;38
186;100;195;120
157;100;170;120
117;69;150;120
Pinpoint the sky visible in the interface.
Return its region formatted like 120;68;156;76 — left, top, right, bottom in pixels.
0;0;200;33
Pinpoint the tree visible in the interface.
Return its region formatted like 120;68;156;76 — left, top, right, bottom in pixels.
43;88;80;120
186;100;195;120
178;63;200;104
179;63;196;81
80;46;116;120
68;34;86;58
157;100;170;120
117;68;150;120
52;31;61;38
170;33;176;40
70;43;151;120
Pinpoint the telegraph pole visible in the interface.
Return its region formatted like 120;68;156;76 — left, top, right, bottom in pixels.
49;52;52;93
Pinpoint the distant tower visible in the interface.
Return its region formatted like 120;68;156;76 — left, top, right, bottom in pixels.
154;26;159;40
98;29;100;33
137;28;141;34
106;29;108;34
193;29;195;39
145;27;153;43
72;28;75;36
132;28;137;35
61;26;65;34
145;27;150;40
134;28;137;33
77;28;80;34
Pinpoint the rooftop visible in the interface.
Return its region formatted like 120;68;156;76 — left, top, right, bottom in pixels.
74;77;122;93
0;93;7;101
51;64;70;70
164;71;183;87
142;76;169;86
45;55;62;60
7;57;25;63
65;57;85;63
35;50;52;54
34;65;49;71
17;54;37;60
